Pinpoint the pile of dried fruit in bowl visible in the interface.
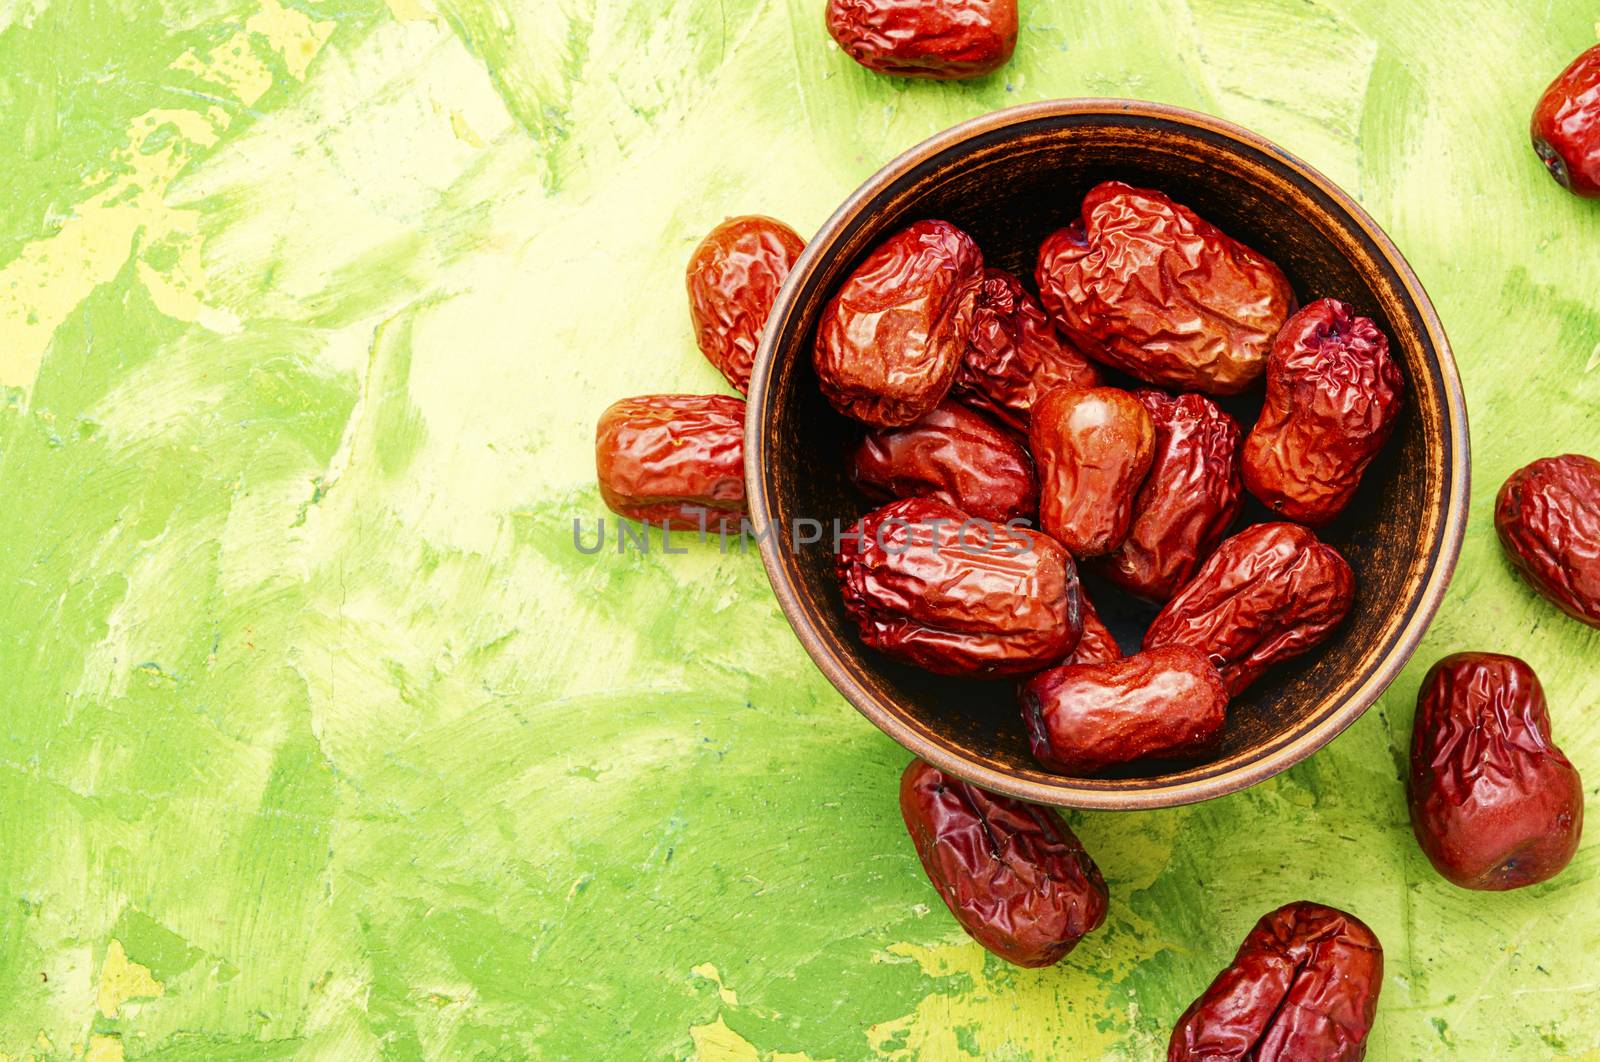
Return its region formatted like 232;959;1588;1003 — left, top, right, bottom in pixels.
811;182;1389;774
585;25;1600;1056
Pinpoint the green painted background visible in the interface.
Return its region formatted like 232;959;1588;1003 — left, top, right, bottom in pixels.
1;0;1598;1057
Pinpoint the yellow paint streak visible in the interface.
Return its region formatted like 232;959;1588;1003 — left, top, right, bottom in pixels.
0;0;336;400
868;938;1123;1060
96;940;163;1018
0;109;215;392
84;1036;123;1062
173;32;275;107
690;963;739;1006
385;0;441;23
690;1017;760;1061
882;939;983;980
449;109;486;148
1586;341;1599;373
247;0;336;80
689;1017;829;1062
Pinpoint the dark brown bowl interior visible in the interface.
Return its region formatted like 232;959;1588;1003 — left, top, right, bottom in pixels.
746;100;1468;809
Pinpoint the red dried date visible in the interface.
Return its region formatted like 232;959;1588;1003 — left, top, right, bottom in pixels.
1242;299;1404;526
815;220;984;427
1532;44;1600;198
595;394;745;531
1144;522;1354;695
1409;653;1583;891
1169;901;1383;1062
1030;386;1156;558
686;215;806;393
848;401;1037;524
1495;454;1600;628
1098;391;1243;600
899;759;1108;967
826;0;1018;81
1036;181;1294;395
952;268;1101;433
1064;587;1122;666
837;497;1081;676
1020;645;1227;775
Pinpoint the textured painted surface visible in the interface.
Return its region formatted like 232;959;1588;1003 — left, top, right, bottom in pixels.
1;0;1599;1058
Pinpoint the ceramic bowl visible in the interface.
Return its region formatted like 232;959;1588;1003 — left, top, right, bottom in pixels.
745;99;1468;809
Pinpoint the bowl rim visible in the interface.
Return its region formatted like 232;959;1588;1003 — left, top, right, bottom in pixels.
744;97;1470;810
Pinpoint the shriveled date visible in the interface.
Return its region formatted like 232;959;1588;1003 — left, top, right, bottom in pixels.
595;394;746;531
1169;901;1383;1062
1063;587;1122;667
1036;181;1294;395
952;268;1101;433
1410;653;1583;891
1099;391;1243;600
815;220;984;427
899;759;1108;967
1242;299;1404;526
826;0;1018;81
1021;645;1227;775
848;400;1037;524
1144;522;1355;695
837;497;1081;677
1030;386;1155;558
686;215;806;393
1495;454;1600;628
1532;43;1600;198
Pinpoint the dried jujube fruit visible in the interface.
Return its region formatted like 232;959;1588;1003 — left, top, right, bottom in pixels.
837;497;1081;677
1036;181;1294;395
1030;386;1156;558
1242;299;1404;526
1020;645;1228;775
848;400;1037;524
686;215;806;393
953;268;1101;433
1409;653;1584;891
1099;391;1243;600
1532;43;1600;198
1169;901;1383;1062
825;0;1018;81
1063;587;1122;667
1144;522;1355;695
595;394;746;531
899;759;1108;967
1495;454;1600;628
815;219;984;427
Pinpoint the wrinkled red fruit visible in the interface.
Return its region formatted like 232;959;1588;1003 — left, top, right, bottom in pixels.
899;759;1108;967
1099;391;1243;600
686;215;806;393
826;0;1018;80
837;497;1081;677
1144;522;1355;695
1242;299;1404;526
1169;901;1383;1062
815;220;984;427
1037;181;1294;395
1030;386;1156;558
1532;44;1600;198
1021;645;1228;775
1409;653;1584;891
1063;587;1122;667
1495;454;1600;628
848;400;1038;524
953;268;1101;433
595;395;745;531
